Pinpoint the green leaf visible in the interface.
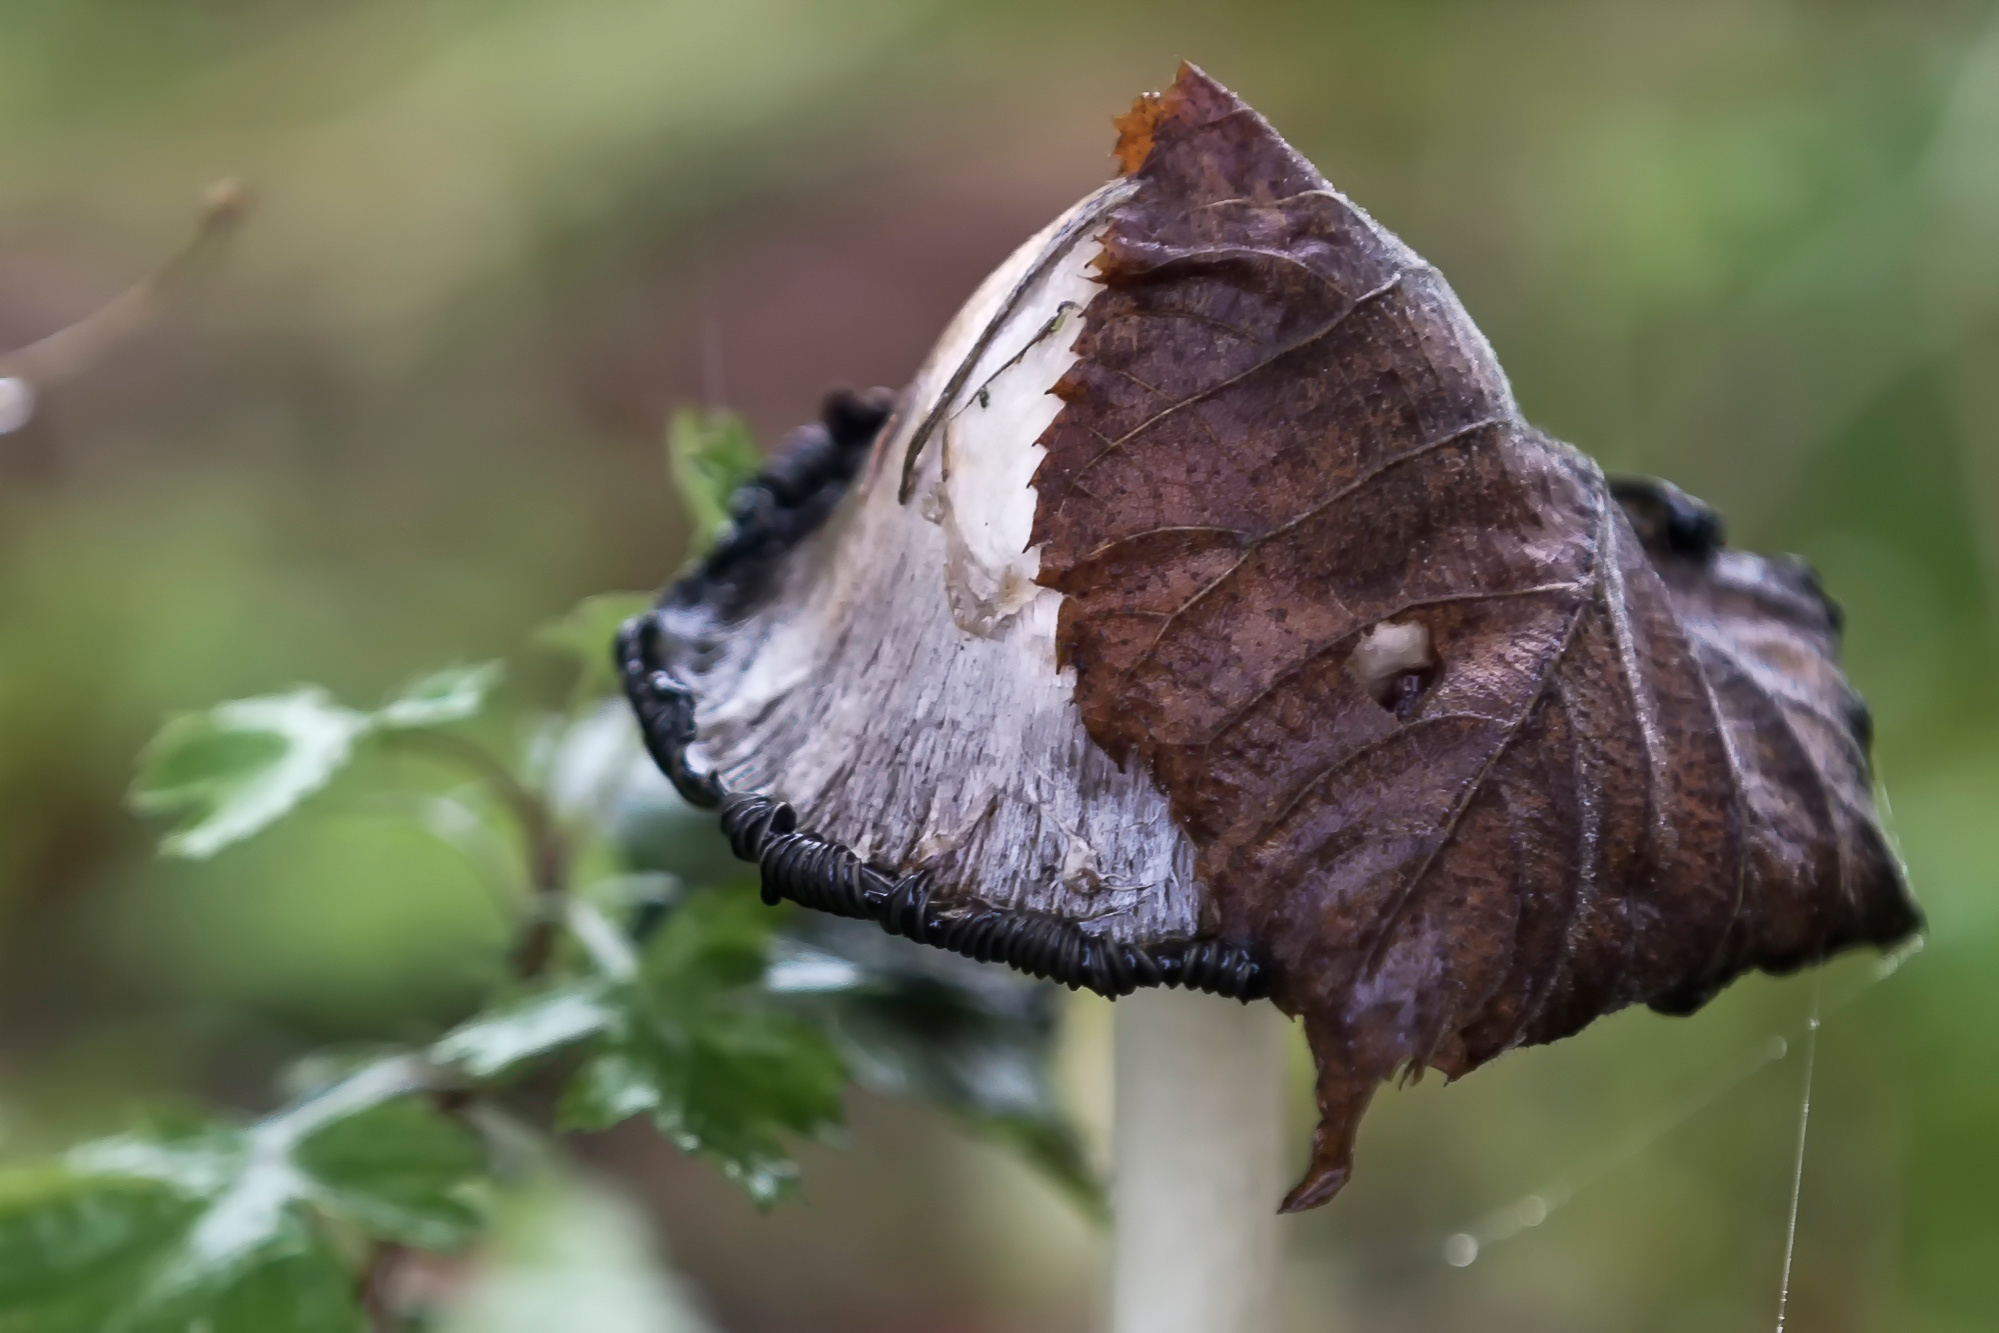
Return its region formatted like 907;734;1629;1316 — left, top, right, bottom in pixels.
293;1099;487;1250
535;593;654;698
605;790;1093;1210
133;664;506;856
787;920;1106;1217
556;890;845;1208
0;1168;201;1332
667;408;760;553
0;1130;351;1333
131;689;370;858
115;1219;360;1333
376;662;504;729
559;1014;844;1208
640;888;774;999
0;1059;489;1333
431;982;614;1080
662;1009;847;1203
556;1049;667;1131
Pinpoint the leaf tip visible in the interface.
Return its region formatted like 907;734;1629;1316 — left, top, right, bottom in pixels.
1110;62;1239;176
1111;90;1165;175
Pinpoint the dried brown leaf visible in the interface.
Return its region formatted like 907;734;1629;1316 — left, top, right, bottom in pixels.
1031;64;1919;1211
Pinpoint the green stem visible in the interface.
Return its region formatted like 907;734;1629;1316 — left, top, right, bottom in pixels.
382;729;569;980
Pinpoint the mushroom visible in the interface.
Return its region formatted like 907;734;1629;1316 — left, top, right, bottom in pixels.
620;63;1918;1331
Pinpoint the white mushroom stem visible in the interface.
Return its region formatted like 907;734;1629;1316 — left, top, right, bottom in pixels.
1111;989;1288;1333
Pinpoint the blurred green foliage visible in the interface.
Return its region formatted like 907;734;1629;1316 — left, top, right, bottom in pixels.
132;665;502;858
667;409;762;552
1;1065;486;1333
2;1;1996;1330
549;891;850;1209
3;583;1095;1327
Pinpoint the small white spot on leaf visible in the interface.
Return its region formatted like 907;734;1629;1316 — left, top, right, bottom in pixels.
1347;619;1437;710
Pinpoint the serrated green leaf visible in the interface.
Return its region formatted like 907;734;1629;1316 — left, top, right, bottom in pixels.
555;1048;666;1134
0;1130;360;1333
561;1015;841;1208
294;1099;487;1251
664;1011;845;1203
555;889;845;1208
118;1218;361;1333
535;593;655;698
0;1169;199;1331
432;983;614;1080
667;408;760;553
784;920;1106;1217
376;662;504;730
0;1059;489;1333
132;689;370;858
639;887;775;1000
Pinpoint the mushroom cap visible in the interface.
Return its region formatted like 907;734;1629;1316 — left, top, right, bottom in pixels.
621;64;1918;1210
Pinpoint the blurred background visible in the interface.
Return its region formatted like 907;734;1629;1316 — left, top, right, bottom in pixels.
2;1;1996;1329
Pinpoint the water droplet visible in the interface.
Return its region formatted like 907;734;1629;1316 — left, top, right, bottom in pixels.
1767;1036;1789;1060
1516;1195;1548;1227
1442;1233;1479;1267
